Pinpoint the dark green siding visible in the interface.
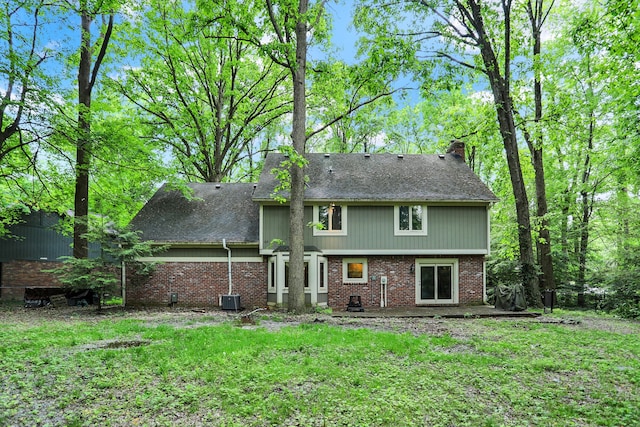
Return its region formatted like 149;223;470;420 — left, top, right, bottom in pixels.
262;205;488;251
0;211;100;262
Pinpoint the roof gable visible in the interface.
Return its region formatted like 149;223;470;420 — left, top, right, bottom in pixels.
129;183;259;244
253;153;498;203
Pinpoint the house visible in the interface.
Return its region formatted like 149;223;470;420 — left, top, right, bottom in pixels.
127;142;498;309
0;211;100;302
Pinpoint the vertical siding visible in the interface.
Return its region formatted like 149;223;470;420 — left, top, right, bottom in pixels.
262;205;295;249
262;204;489;251
0;212;107;262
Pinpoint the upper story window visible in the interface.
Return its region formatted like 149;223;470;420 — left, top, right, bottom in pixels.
394;205;427;235
313;204;347;236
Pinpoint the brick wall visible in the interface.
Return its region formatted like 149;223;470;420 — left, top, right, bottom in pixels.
327;255;485;308
458;255;485;304
0;260;64;301
127;261;267;308
125;255;484;309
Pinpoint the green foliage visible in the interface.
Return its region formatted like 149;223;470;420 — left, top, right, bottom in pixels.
112;0;291;183
486;258;524;287
269;145;309;203
596;248;640;319
52;256;119;302
0;204;30;238
609;278;640;319
48;224;166;308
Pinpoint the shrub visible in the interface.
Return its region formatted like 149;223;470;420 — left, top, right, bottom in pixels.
49;225;165;309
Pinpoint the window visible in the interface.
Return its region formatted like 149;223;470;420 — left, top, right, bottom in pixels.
342;258;368;284
319;261;326;289
313;204;347;235
285;261;309;289
415;259;458;304
394;205;427;235
268;258;276;291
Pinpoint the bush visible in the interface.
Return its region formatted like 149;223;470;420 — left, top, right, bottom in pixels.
49;225;165;309
607;274;640;319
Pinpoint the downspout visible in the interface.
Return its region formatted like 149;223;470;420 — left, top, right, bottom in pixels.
223;238;232;295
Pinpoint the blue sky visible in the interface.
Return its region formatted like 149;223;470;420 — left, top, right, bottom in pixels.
318;2;424;107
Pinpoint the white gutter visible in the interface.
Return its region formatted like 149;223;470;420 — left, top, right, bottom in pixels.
222;239;232;295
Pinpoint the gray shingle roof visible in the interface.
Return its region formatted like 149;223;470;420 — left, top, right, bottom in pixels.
129;183;259;244
253;152;498;203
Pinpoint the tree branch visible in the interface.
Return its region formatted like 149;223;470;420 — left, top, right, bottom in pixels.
89;13;114;90
306;89;399;140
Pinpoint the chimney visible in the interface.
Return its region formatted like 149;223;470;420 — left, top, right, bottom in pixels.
447;140;465;162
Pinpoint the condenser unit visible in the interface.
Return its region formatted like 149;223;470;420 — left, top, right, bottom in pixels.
221;294;241;310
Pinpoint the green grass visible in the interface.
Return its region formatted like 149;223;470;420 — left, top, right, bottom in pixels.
0;311;638;426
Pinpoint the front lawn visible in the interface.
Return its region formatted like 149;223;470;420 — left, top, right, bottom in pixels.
0;308;638;426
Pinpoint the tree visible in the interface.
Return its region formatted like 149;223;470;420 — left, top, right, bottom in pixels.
0;0;56;235
51;225;164;310
305;56;402;153
259;0;314;312
72;0;115;259
251;1;397;311
522;0;556;293
0;0;51;167
112;0;292;183
355;0;542;305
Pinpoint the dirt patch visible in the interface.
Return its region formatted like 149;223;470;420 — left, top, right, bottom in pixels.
78;339;152;351
1;304;638;338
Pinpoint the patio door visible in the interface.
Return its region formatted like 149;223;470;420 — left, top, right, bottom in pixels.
416;260;458;304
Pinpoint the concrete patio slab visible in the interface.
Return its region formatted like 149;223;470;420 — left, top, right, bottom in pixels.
332;305;540;318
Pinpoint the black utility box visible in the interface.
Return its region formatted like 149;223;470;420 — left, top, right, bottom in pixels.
222;294;241;310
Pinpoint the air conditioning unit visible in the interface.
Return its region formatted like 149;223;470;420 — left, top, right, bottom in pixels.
221;294;241;310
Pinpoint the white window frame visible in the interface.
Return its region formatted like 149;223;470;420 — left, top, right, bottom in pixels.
394;205;428;236
342;258;368;284
284;260;310;290
268;257;276;292
415;258;458;304
318;257;328;291
313;204;348;236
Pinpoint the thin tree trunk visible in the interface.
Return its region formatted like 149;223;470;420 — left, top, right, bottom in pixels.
287;0;309;312
526;0;556;293
73;8;93;259
577;54;596;307
577;108;595;307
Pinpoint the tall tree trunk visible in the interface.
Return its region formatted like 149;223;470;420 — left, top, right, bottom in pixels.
72;6;113;259
287;0;309;313
526;0;556;293
577;108;595;307
577;55;596;307
73;8;93;259
467;0;541;306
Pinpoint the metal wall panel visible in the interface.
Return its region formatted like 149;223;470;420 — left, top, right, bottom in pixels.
1;212;101;262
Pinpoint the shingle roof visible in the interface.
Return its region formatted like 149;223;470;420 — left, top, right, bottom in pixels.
129;183;259;244
253;152;498;203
